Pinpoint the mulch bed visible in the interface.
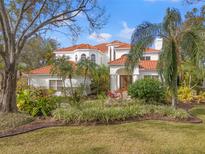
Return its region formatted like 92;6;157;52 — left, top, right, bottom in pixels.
0;113;202;139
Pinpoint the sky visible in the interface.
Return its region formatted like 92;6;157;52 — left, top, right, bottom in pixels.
48;0;204;47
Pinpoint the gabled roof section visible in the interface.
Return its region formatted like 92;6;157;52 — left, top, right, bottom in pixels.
55;41;160;53
30;65;52;75
109;56;158;71
30;61;76;75
139;60;158;71
56;44;98;52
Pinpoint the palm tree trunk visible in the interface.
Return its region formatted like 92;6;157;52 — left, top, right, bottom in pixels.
69;75;74;96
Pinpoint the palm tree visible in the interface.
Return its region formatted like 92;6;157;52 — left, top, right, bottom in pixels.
92;65;109;95
128;8;204;107
51;56;75;96
77;58;97;91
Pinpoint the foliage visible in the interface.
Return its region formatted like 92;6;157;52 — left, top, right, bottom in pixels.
178;86;205;103
128;8;205;107
20;36;58;71
91;65;110;95
17;88;60;117
77;58;97;91
128;78;166;103
0;112;33;131
52;99;189;124
51;56;75;96
178;86;194;103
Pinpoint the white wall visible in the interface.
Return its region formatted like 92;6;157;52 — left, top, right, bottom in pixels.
143;52;159;60
115;49;129;59
28;75;91;88
54;49;106;65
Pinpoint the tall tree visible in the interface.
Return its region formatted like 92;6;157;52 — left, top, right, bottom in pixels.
20;36;58;70
128;8;204;107
0;0;106;112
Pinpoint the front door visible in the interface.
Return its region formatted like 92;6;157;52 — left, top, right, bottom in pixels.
120;75;132;90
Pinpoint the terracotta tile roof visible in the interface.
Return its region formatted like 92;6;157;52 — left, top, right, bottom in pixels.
139;60;158;70
30;65;52;75
56;44;98;52
94;43;109;52
56;41;160;53
145;48;160;52
30;61;76;75
108;56;158;70
108;55;128;65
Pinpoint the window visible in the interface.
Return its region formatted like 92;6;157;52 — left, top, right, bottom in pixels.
49;80;56;89
81;54;86;60
49;80;63;91
141;56;151;60
57;80;63;91
144;75;159;79
91;54;96;63
75;55;78;62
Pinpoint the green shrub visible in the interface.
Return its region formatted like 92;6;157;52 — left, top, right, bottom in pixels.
52;100;189;123
17;87;60;117
128;78;166;103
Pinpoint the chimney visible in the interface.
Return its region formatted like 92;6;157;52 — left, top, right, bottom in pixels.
154;38;163;50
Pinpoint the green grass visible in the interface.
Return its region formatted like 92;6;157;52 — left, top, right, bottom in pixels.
0;112;34;131
0;105;205;154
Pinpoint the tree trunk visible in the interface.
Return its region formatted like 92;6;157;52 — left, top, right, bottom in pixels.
171;96;177;108
69;75;74;96
0;64;18;112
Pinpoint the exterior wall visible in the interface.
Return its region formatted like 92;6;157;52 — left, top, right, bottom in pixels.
109;65;159;91
28;75;91;95
54;49;105;65
143;52;160;60
138;70;159;79
115;49;129;59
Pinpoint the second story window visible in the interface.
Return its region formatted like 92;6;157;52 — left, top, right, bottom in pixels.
91;54;96;63
81;54;86;60
141;56;151;60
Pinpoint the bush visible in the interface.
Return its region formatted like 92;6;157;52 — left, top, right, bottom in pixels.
128;78;166;103
52;100;189;124
17;87;60;117
178;86;193;103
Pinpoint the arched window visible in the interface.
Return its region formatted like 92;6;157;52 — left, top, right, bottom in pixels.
91;54;96;63
81;54;86;60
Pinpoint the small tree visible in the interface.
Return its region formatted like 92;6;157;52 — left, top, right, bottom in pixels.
51;56;75;97
92;65;109;95
77;58;96;92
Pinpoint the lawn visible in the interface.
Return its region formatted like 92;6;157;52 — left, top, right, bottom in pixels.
0;105;205;154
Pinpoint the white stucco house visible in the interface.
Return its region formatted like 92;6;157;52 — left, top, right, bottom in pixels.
28;39;163;94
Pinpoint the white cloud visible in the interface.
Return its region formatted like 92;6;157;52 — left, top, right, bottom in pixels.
88;32;112;43
118;21;134;40
145;0;180;2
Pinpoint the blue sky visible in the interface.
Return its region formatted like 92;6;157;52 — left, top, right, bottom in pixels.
50;0;204;47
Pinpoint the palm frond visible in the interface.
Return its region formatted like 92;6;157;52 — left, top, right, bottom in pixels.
180;30;204;65
163;8;182;35
126;22;162;71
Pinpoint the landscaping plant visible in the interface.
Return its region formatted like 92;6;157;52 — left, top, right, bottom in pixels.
128;78;166;103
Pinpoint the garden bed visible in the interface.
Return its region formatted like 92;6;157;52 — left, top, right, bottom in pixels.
0;100;203;138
